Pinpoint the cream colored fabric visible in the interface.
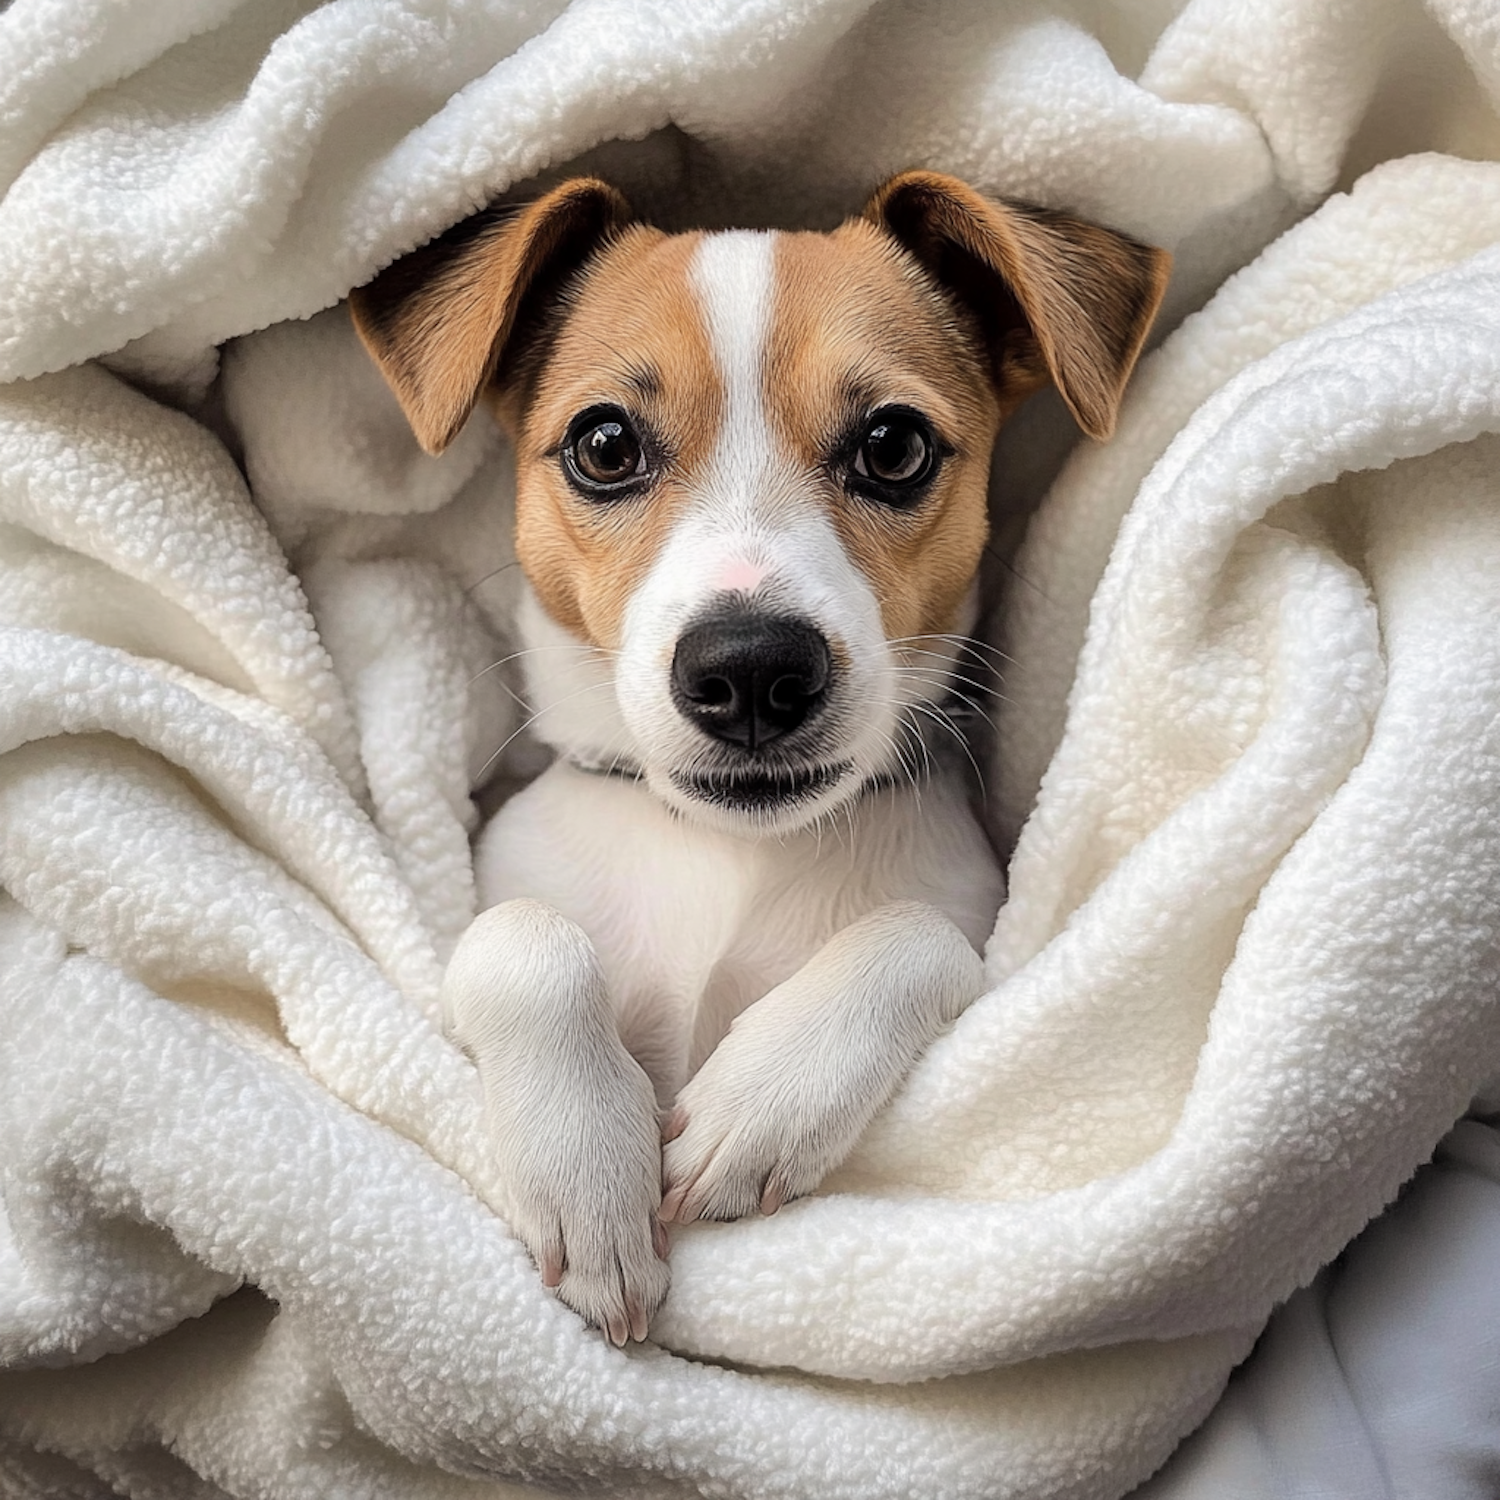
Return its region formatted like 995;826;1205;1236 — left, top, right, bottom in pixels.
2;2;1500;1497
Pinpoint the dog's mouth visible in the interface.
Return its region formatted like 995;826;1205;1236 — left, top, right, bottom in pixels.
670;760;852;812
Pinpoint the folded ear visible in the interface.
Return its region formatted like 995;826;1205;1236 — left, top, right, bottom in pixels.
349;178;633;454
863;171;1170;440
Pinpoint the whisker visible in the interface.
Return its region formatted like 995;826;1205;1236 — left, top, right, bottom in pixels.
492;676;530;714
896;700;939;786
888;672;996;723
892;661;1000;694
891;663;1000;703
891;646;1004;688
893;674;998;730
891;659;1011;709
475;678;619;782
600;740;644;785
984;542;1053;604
881;719;923;809
888;632;1014;668
463;559;523;596
467;642;618;689
905;698;987;794
890;645;962;664
890;629;1011;658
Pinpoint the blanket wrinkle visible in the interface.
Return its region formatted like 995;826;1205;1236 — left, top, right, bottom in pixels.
3;1;1500;1497
0;888;1250;1497
0;363;365;792
993;152;1500;846
1143;0;1403;201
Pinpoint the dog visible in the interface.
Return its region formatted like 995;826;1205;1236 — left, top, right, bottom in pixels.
350;171;1168;1346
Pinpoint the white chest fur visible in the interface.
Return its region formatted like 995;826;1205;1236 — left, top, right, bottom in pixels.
475;761;1003;1097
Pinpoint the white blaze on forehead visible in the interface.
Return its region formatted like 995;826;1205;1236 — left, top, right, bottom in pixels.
689;230;779;528
672;229;880;637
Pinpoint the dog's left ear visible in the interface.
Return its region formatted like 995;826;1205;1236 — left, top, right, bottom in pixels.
864;171;1170;440
350;178;633;454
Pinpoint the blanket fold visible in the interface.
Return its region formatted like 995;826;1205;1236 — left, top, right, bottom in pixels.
3;1;1500;1497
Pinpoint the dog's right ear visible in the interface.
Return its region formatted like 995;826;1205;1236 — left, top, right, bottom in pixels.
349;178;633;455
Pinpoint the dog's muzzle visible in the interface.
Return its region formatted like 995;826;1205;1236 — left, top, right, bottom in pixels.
670;612;832;752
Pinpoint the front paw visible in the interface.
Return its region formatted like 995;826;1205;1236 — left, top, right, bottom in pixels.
443;899;672;1343
504;1158;671;1346
658;1047;850;1224
491;1056;672;1344
658;903;984;1224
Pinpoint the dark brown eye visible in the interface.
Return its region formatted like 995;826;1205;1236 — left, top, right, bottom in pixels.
564;406;648;494
851;409;937;493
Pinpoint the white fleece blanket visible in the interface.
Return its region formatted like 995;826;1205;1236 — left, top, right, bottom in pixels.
3;1;1500;1497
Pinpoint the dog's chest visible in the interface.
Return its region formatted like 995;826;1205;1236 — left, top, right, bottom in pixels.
474;762;1002;1094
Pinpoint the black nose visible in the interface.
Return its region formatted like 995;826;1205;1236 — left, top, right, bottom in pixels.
671;614;832;750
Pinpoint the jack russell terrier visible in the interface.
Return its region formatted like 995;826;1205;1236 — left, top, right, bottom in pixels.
351;172;1169;1346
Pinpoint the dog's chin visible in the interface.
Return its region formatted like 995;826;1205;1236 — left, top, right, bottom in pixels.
656;759;858;836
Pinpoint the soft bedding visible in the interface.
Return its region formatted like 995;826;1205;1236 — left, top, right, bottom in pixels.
2;1;1500;1496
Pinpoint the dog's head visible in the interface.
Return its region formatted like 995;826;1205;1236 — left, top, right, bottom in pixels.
352;173;1168;834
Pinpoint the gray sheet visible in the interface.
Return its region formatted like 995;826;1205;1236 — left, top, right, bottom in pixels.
1135;1115;1500;1499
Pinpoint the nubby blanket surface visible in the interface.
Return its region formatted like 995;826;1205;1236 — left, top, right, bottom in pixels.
2;2;1500;1497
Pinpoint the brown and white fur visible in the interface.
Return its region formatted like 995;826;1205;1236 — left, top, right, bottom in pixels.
351;173;1169;1346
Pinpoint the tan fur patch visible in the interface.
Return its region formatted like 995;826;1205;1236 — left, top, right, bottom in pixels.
496;228;723;648
763;221;1001;644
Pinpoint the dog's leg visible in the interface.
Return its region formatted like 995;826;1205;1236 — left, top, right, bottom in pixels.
442;899;669;1344
659;901;983;1223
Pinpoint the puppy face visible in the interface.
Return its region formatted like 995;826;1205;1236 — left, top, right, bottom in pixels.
353;174;1169;834
496;221;1001;831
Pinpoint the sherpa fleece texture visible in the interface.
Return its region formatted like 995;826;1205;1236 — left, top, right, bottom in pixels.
1;2;1499;1497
